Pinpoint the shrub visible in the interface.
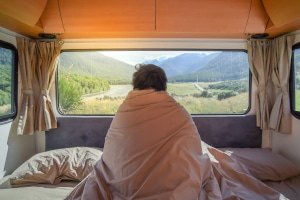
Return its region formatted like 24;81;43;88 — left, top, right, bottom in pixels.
0;90;10;106
200;90;213;98
217;90;237;100
58;75;84;113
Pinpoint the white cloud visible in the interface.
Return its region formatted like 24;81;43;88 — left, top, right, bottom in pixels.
100;51;202;65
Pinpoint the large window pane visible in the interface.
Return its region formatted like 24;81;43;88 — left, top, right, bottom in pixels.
0;41;17;122
57;50;250;115
291;46;300;116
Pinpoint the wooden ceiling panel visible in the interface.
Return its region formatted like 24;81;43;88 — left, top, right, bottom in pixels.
0;12;43;38
0;0;47;27
58;0;155;32
0;0;299;39
156;0;251;32
40;0;65;33
262;0;300;27
244;0;269;34
266;18;300;38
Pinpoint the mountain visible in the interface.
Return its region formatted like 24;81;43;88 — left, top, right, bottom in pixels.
0;48;13;66
144;52;221;77
58;51;249;84
58;51;135;83
168;51;249;82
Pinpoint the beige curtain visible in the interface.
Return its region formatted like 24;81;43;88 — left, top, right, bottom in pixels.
269;35;295;134
248;39;273;130
35;41;62;131
16;38;62;135
16;38;36;135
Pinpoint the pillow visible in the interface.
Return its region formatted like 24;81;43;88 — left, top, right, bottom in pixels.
218;148;300;181
10;147;103;187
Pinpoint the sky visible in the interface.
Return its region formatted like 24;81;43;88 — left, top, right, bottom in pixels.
100;51;215;65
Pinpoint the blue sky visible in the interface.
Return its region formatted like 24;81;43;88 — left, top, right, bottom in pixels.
100;51;185;65
100;51;216;65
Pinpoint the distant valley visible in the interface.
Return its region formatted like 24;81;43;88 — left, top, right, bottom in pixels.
58;51;250;83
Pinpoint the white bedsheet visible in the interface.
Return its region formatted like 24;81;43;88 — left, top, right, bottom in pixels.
0;176;77;200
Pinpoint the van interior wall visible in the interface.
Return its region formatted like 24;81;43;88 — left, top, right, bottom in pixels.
48;35;300;169
272;117;300;168
271;33;300;168
1;29;300;177
0;31;36;179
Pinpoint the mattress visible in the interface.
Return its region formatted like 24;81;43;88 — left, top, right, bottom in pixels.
1;144;300;199
0;176;77;200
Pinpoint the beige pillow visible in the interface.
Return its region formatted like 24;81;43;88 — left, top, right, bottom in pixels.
10;147;103;186
218;148;300;181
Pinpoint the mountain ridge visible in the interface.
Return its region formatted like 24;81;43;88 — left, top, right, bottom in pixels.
58;51;249;83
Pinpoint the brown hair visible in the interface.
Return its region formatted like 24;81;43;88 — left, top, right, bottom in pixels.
132;64;167;91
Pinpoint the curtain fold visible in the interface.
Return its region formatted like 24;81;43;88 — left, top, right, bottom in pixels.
35;41;62;131
16;38;36;135
248;35;294;134
269;35;294;134
248;39;273;130
16;38;62;135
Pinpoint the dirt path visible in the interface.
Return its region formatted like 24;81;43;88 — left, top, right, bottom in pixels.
193;83;205;91
83;85;132;99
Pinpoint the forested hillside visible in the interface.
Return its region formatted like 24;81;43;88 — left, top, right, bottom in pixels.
168;51;249;82
59;51;135;84
295;49;300;88
59;51;249;84
0;48;12;107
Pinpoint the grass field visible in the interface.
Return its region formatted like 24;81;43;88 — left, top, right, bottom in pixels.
296;90;300;111
67;82;249;115
0;104;11;115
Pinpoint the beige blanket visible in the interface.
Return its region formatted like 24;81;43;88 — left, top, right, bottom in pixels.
65;89;286;200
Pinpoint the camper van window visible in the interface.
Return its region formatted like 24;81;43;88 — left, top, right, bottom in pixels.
291;43;300;119
57;50;250;115
0;41;17;123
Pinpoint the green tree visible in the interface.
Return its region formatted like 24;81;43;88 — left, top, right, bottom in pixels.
58;75;84;113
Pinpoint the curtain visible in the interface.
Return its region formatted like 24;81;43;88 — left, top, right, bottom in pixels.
269;35;295;134
248;39;273;130
16;38;62;135
35;41;62;131
16;38;36;135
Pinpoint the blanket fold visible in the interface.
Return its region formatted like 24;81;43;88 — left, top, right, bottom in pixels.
65;89;286;200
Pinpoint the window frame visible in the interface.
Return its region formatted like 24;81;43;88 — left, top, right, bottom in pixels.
290;42;300;119
56;48;252;116
0;40;18;123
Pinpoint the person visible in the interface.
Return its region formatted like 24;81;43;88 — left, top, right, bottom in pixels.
131;63;167;91
65;64;216;200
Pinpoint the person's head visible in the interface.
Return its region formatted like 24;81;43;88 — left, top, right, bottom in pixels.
132;64;167;91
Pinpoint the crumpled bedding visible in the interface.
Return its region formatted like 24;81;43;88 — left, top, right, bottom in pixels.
264;176;300;200
0;178;77;200
65;89;288;200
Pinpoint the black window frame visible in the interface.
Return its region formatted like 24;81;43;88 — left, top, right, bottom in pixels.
56;49;252;116
290;42;300;119
0;40;18;123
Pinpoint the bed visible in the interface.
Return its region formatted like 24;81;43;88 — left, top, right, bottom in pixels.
0;116;299;199
214;147;300;200
0;146;103;199
0;178;77;200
